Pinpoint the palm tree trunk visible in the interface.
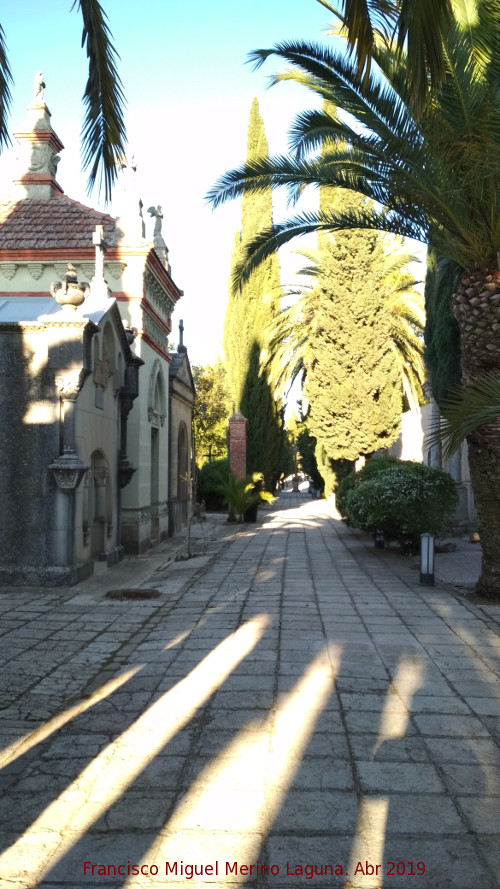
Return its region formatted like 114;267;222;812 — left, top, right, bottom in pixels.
454;264;500;599
467;426;500;598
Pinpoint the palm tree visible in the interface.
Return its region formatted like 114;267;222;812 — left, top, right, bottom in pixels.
318;0;454;112
428;373;500;461
208;0;500;597
0;1;126;201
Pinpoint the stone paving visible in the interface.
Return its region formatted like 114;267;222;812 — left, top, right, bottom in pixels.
0;492;499;889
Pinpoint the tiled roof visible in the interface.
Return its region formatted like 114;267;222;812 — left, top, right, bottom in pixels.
0;195;118;251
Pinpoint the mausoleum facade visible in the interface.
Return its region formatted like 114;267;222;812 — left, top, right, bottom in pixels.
0;81;193;582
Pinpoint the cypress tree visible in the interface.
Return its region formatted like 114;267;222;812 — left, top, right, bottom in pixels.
304;190;402;464
223;98;283;490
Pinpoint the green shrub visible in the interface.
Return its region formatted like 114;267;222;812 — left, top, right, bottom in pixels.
221;472;275;523
335;456;400;518
345;462;459;553
197;458;229;511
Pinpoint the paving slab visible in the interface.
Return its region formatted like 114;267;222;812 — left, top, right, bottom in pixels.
0;492;499;888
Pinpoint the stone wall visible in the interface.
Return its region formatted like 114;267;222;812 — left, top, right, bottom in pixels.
0;327;59;580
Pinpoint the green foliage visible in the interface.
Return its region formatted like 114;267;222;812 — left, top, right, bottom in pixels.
197;458;229;511
240;341;283;490
278;426;296;480
0;25;13;151
304;196;402;463
219;472;274;523
78;0;128;200
317;0;454;113
192;361;230;466
223;98;283;490
424;249;463;403
209;4;500;277
335;456;401;517
315;440;338;497
345;461;459;552
428;372;500;460
296;427;324;493
0;3;126;199
209;3;500;595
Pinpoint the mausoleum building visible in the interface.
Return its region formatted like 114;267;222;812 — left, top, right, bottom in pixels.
0;81;193;582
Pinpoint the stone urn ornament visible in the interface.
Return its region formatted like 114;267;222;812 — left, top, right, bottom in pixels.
50;263;89;309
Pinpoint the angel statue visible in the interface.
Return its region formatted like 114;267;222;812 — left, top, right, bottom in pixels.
33;71;45;103
148;205;163;237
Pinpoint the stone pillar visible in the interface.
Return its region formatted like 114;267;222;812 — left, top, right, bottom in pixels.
228;411;247;479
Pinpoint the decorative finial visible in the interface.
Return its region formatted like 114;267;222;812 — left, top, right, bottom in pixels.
50;263;89;310
177;318;187;353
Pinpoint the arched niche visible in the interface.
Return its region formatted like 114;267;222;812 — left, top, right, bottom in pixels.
102;322;116;388
88;449;112;557
148;359;166;427
177;421;189;502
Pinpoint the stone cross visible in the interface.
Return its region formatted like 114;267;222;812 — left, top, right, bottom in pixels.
93;225;107;283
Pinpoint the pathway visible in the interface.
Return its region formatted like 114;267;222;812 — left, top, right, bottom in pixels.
0;493;499;888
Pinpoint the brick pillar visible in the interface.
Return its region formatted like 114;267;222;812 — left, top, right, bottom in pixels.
228;411;247;479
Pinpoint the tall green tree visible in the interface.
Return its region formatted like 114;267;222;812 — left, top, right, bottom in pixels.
209;0;500;598
192;361;231;466
223;98;283;490
0;1;126;200
304;191;402;465
262;234;425;412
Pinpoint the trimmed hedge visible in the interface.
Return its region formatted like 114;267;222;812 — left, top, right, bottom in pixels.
341;460;459;553
335;456;401;518
197;458;229;511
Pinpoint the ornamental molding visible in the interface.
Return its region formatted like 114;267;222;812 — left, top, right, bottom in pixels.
27;262;44;280
106;261;127;280
142;311;168;353
55;371;83;399
79;263;95;280
49;449;89;491
1;262;17;280
54;263;69;280
144;266;175;321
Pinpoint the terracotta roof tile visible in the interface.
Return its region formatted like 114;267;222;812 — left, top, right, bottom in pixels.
0;195;118;251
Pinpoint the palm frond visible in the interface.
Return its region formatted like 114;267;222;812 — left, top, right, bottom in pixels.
73;0;127;202
427;373;500;460
0;24;13;151
397;0;454;110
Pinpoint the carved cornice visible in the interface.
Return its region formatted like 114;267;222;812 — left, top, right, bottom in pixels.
142;310;169;354
144;265;176;322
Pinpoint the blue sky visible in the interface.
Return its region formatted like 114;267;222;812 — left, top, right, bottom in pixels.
1;0;336;364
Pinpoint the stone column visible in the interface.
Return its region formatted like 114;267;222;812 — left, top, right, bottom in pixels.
228;411;247;479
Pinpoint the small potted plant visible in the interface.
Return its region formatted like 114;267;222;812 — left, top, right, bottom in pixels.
221;472;274;523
